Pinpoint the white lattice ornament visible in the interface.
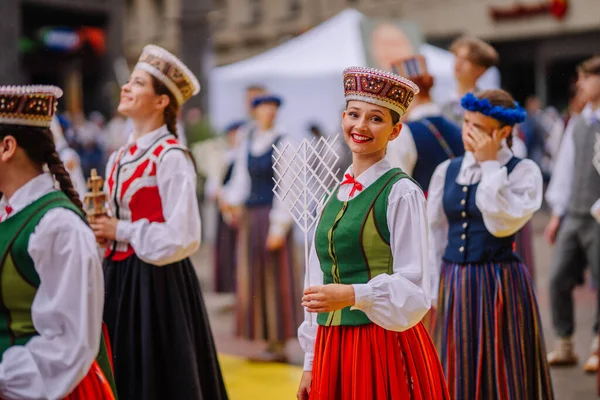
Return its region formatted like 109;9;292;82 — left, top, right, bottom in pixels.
272;135;342;324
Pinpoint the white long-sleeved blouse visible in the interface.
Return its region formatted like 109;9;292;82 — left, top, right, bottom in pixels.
545;105;600;218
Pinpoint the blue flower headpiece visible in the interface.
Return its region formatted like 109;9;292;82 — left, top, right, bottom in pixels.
461;93;527;125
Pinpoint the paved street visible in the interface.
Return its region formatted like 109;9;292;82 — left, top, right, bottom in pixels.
193;211;599;399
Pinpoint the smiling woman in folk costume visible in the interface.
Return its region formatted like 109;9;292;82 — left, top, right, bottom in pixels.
297;67;449;400
428;90;554;399
0;86;116;399
220;94;301;362
91;45;228;399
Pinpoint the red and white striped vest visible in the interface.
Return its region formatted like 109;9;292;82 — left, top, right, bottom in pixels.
105;134;186;260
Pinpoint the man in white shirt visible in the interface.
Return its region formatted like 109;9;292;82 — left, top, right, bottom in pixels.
545;55;600;372
441;36;499;126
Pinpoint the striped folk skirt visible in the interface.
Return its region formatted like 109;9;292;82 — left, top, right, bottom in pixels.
214;211;238;293
236;205;302;342
310;323;450;400
435;260;554;400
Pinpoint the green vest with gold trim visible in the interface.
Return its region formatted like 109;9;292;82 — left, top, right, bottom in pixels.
0;191;118;397
0;191;80;352
315;169;410;326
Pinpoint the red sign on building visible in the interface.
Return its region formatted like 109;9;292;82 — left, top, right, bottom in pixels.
490;0;568;22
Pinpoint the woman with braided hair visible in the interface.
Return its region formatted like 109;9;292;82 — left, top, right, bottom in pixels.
91;45;228;399
0;85;116;399
428;89;554;399
297;67;449;400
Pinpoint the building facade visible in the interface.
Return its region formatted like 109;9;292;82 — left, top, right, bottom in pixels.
123;0;181;65
404;0;600;107
212;0;600;106
0;0;124;117
124;0;212;110
0;0;212;117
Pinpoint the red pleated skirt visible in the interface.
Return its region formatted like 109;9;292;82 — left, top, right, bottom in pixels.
64;361;115;400
64;324;116;400
311;322;450;400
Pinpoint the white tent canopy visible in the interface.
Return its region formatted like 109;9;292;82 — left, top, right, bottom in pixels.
209;9;499;139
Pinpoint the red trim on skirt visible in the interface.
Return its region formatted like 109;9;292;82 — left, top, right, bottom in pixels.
311;322;449;400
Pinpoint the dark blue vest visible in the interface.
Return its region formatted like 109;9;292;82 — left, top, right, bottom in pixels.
442;156;522;264
245;134;280;207
407;116;464;193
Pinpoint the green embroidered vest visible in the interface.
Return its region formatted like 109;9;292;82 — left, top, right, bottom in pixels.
0;191;118;397
315;169;410;326
0;191;81;354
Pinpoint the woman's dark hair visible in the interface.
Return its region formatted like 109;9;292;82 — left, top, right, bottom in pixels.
0;124;84;213
473;89;517;149
390;109;400;125
151;77;180;138
346;101;400;125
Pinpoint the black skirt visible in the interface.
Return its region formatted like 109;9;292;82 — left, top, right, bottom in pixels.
103;255;228;400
